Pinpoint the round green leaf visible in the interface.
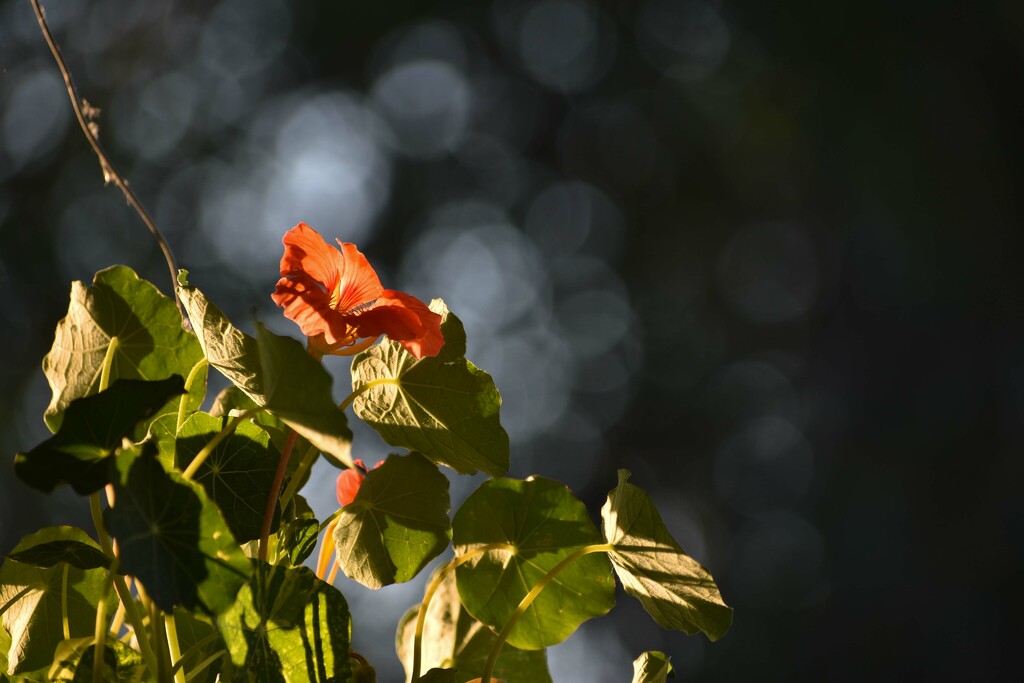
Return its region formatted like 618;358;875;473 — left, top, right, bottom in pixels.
105;444;251;615
351;300;509;477
43;265;202;432
396;569;553;683
452;477;615;650
175;412;283;543
333;452;451;589
218;561;351;682
602;470;732;642
4;527;109;571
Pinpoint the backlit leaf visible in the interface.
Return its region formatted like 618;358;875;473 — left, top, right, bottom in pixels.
48;636;144;682
43;265;202;432
452;477;615;650
256;323;353;468
351;300;508;477
396;569;552;683
631;651;674;683
0;541;107;677
175;412;282;543
218;561;351;682
333;452;451;589
5;527;109;571
14;377;185;494
602;470;732;642
105;444;251;615
177;277;353;468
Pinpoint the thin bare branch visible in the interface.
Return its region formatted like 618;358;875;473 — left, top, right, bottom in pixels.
30;0;190;330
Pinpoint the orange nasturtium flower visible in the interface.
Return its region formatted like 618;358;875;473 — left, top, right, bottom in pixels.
272;222;443;358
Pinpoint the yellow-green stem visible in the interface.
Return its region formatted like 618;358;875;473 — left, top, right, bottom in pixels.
479;543;614;683
165;613;186;683
412;545;515;682
176;359;208;431
278;442;319;513
92;581;109;683
181;409;261;480
111;574;159;677
61;563;70;640
258;429;299;562
338;378;396;413
99;336;120;393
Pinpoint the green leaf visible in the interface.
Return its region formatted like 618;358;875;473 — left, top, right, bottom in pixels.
396;569;552;683
333;452;451;589
178;275;264;400
0;546;107;677
255;323;353;468
276;496;319;567
602;470;732;642
217;561;351;682
14;377;185;494
175;412;282;543
350;300;508;477
105;444;251;615
631;651;674;683
43;265;202;432
170;608;229;683
147;412;179;470
418;670;458;683
48;636;145;682
178;280;353;468
452;477;615;650
4;527;109;571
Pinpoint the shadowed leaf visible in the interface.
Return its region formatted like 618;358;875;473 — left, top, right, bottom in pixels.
175;412;282;543
48;637;144;682
105;444;250;615
5;527;109;571
14;377;185;494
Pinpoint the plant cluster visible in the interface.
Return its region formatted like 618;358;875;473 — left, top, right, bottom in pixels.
3;4;730;681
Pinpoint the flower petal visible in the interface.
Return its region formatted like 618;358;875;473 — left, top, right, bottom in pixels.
348;290;444;359
336;460;366;507
279;223;344;290
333;241;384;314
272;274;352;346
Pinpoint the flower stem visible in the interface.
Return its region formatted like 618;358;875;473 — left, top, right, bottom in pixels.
99;336;119;394
278;442;319;513
181;409;261;481
29;0;188;328
61;563;70;640
165;613;186;683
259;429;299;562
479;543;614;683
412;545;515;682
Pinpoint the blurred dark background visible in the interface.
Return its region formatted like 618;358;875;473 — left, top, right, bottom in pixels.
2;0;1021;680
